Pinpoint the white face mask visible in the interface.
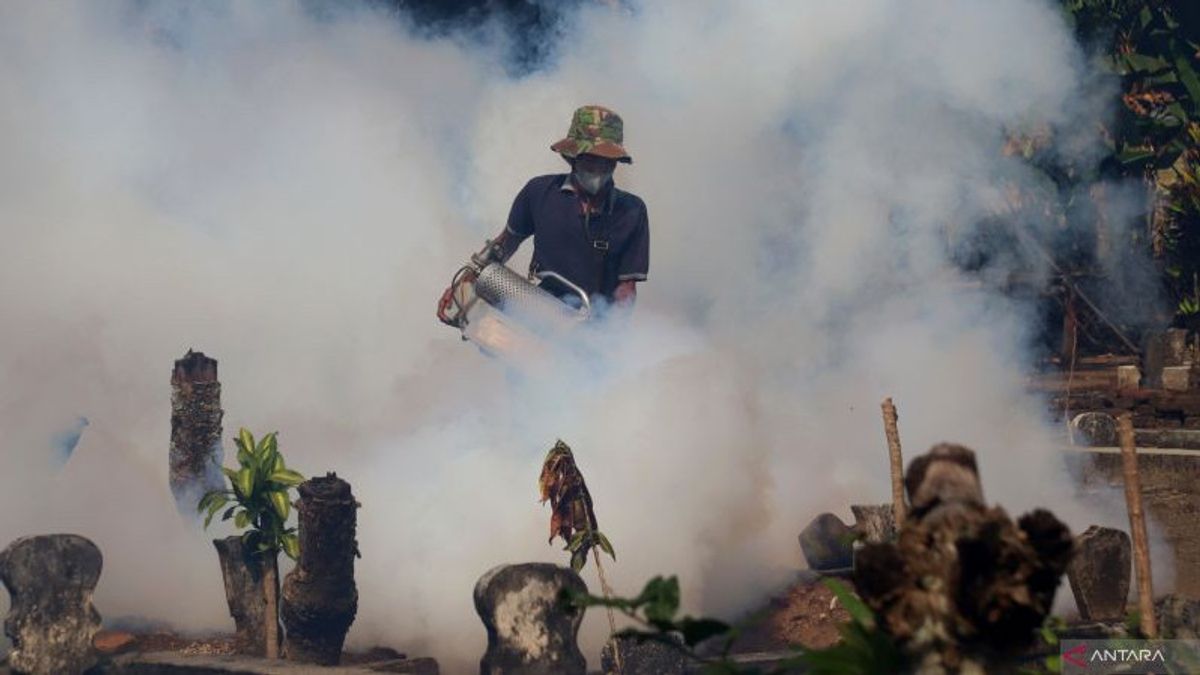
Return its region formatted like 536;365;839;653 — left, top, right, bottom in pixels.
573;168;612;196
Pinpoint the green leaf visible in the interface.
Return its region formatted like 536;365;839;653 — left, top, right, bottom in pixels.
1174;54;1200;109
268;469;304;487
1117;144;1157;165
237;440;253;467
570;548;588;572
1162;102;1188;127
234;510;250;529
205;495;228;515
197;490;225;513
823;578;875;628
236;467;254;499
639;577;681;624
566;530;588;552
269;490;291;521
202;496;229;528
1122;52;1169;74
237;428;255;457
281;533;300;561
258;432;278;473
595;531;616;561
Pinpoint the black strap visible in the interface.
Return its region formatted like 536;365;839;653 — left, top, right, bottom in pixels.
583;211;608;296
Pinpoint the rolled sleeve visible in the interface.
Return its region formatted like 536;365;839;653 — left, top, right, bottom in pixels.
616;205;649;282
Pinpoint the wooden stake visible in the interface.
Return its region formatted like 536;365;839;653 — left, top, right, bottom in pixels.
263;554;281;658
1118;413;1157;638
881;398;907;526
591;548;623;674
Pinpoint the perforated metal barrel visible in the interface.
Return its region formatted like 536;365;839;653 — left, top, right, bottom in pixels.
473;263;585;333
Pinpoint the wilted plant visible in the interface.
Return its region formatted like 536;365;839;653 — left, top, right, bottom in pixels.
198;428;304;658
539;440;622;669
539;440;615;572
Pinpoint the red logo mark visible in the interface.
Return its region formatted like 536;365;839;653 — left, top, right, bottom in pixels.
1063;643;1088;667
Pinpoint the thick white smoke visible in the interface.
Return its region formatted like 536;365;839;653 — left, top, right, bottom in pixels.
0;1;1164;670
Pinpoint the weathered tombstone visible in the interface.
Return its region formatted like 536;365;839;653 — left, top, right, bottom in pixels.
170;349;224;513
798;513;854;571
1155;594;1200;639
0;535;102;675
474;563;587;675
282;473;359;665
851;504;897;543
1067;526;1131;622
601;635;685;675
213;536;278;656
1070;412;1118;447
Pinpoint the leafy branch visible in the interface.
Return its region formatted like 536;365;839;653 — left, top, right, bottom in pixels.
197;428;305;559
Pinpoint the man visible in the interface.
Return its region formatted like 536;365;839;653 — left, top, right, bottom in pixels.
439;105;649;321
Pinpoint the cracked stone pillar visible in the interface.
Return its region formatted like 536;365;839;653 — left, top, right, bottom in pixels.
0;535;103;675
474;563;587;675
170;349;224;514
282;473;359;665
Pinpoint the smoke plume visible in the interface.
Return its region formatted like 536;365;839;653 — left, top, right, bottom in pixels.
0;1;1165;669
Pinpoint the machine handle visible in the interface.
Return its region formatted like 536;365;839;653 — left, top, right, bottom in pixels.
535;271;591;319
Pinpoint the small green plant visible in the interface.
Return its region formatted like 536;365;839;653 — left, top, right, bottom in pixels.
1031;615;1067;674
197;428;304;659
798;580;904;675
563;575;751;674
565;575;904;675
198;428;305;559
1125;608;1142;636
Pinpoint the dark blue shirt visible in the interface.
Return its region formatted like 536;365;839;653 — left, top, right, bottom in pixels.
500;174;649;300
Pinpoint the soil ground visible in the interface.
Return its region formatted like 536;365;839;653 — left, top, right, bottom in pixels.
730;574;852;654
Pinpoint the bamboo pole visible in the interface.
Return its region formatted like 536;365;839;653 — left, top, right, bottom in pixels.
1118;413;1157;638
881;398;907;526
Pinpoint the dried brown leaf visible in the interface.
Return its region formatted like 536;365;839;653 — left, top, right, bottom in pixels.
538;440;599;547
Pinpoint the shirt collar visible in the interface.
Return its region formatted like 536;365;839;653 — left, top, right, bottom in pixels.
560;174;617;214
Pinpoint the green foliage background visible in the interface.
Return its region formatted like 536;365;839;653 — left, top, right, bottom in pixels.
1062;0;1200;326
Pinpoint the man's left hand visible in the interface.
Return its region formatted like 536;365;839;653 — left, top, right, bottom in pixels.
613;280;637;306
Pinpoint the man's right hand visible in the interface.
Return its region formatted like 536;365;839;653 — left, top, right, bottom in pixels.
436;269;477;326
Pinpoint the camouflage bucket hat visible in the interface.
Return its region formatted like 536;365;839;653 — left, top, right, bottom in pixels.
550;105;632;164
